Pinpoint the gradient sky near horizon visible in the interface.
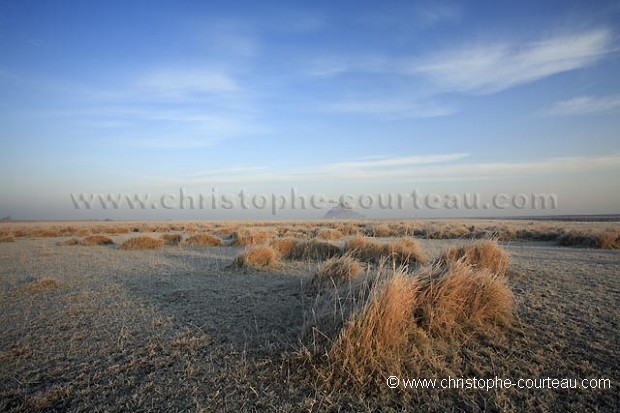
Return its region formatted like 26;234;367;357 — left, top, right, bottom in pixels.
1;0;619;219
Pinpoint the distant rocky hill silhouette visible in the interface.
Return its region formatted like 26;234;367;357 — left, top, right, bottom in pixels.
323;201;366;220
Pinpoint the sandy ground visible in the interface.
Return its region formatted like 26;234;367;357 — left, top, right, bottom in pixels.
0;227;619;412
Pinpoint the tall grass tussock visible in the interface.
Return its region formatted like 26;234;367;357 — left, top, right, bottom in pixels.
19;277;62;293
440;240;510;276
311;255;364;290
270;237;302;259
558;229;620;249
120;236;165;250
309;241;514;389
181;233;223;247
288;239;342;261
80;235;115;246
345;235;428;266
233;245;280;270
230;229;272;246
161;233;183;246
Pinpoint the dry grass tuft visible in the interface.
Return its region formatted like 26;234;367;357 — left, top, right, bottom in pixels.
344;235;386;262
119;236;165;250
310;241;514;388
558;229;620;249
170;330;211;351
337;223;361;236
80;235;115;246
270;237;302;259
215;226;237;236
160;233;183;246
312;255;364;290
58;238;80;246
32;229;61;238
388;237;430;266
182;233;223;247
416;260;514;335
20;277;62;293
288;239;342;261
104;226;131;234
231;229;272;246
315;228;344;240
345;235;428;266
367;224;398;237
440;240;510;276
0;235;15;242
328;270;426;383
232;245;280;270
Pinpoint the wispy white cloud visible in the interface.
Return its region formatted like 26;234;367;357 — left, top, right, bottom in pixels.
539;94;620;116
411;28;614;94
266;9;326;33
156;153;469;184
415;3;461;27
155;153;620;185
358;2;461;30
305;55;390;78
139;68;239;97
319;153;469;170
127;136;230;150
324;98;456;119
18;65;261;149
182;166;268;178
306;28;614;95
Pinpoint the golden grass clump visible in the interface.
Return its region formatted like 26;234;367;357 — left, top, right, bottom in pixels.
440;240;510;276
233;245;280;270
558;229;620;249
312;241;514;388
182;233;223;247
388;238;429;266
345;235;428;266
288;239;342;261
315;228;344;240
58;238;80;246
105;226;131;234
270;237;302;259
32;229;61;238
312;255;364;289
344;235;385;262
416;260;514;335
328;270;424;383
120;236;165;250
161;233;183;246
337;223;360;236
20;277;62;293
215;226;237;236
231;229;272;246
367;224;397;237
597;230;620;249
80;235;115;246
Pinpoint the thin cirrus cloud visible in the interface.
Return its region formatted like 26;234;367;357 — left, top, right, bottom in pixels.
307;28;614;96
20;66;258;149
157;153;620;185
411;28;614;94
539;94;620;116
154;153;469;185
324;98;457;119
138;68;240;98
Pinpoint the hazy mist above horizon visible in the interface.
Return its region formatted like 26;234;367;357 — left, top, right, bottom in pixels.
1;0;619;220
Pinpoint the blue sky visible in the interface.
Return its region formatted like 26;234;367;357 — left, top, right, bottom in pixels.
1;0;619;219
